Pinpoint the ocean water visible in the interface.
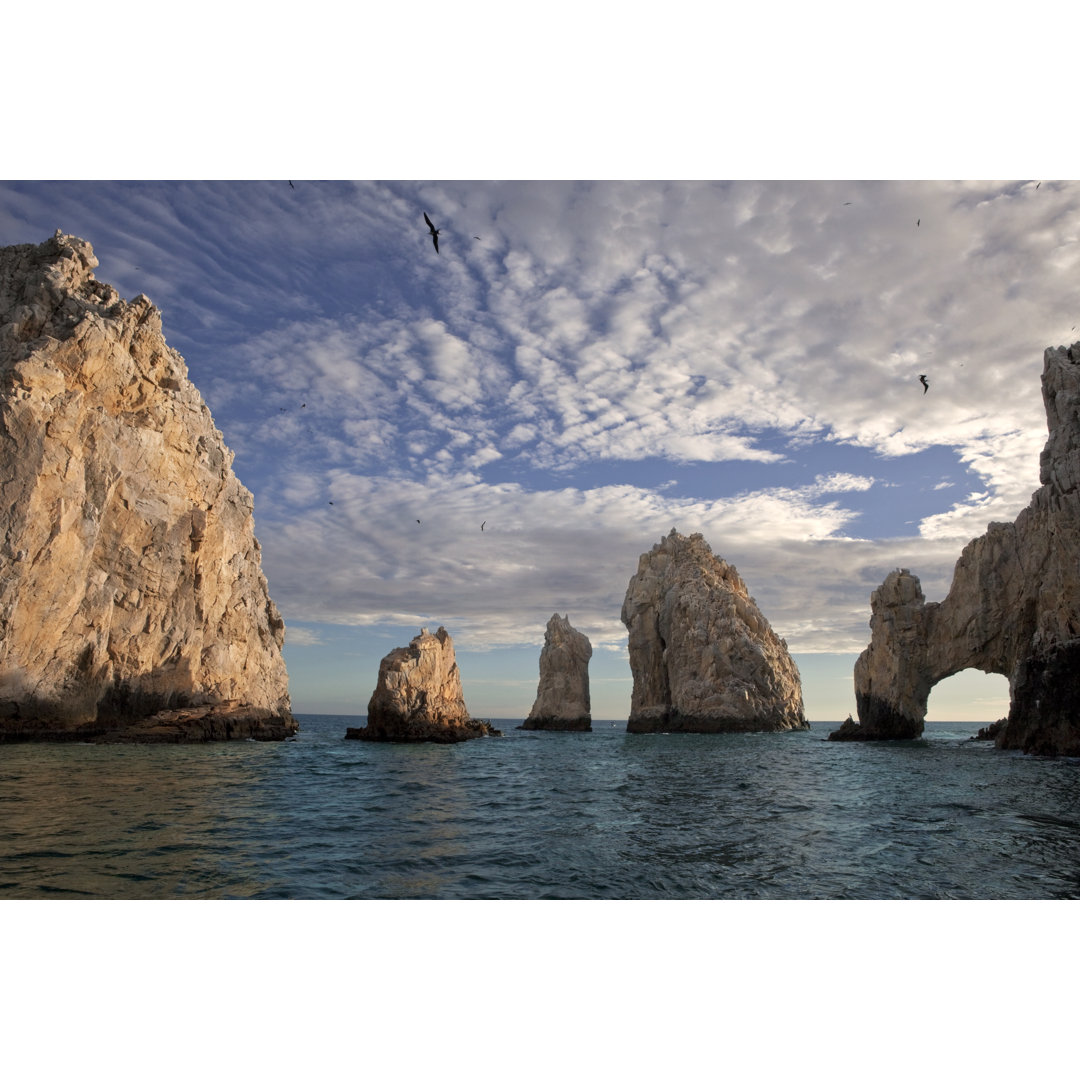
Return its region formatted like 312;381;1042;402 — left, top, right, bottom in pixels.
2;715;1079;899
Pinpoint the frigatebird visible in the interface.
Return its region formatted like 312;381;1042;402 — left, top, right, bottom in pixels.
919;374;929;394
424;212;440;254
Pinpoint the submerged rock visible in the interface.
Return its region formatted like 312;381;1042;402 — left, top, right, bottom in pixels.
621;530;807;733
346;626;500;742
833;341;1080;754
0;232;295;742
520;613;592;731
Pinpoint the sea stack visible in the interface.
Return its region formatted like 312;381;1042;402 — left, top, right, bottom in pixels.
520;613;592;731
833;341;1080;755
346;626;499;742
621;530;807;733
0;232;295;741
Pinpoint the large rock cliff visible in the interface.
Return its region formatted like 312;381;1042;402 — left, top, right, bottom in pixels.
621;530;807;733
520;613;592;731
0;231;295;741
346;626;499;742
832;341;1080;755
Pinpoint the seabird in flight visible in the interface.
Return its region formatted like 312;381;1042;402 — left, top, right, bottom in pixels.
919;374;929;394
424;212;440;254
481;521;486;531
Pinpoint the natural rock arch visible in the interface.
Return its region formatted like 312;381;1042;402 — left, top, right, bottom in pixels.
832;342;1080;755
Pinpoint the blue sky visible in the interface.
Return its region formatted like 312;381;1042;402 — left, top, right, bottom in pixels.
5;6;1078;726
4;178;1073;723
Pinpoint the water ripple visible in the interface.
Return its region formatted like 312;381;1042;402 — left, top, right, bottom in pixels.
1;718;1079;898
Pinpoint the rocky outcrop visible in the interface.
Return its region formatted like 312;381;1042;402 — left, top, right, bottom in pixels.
346;626;499;742
519;613;592;731
832;342;1080;754
621;530;807;733
0;232;295;742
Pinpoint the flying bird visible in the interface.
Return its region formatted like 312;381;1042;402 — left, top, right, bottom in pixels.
919;374;929;394
481;521;486;531
843;202;852;206
424;212;440;254
916;218;921;227
1036;182;1041;190
288;181;295;190
416;519;421;524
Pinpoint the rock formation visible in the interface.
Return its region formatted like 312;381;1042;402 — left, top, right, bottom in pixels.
0;231;295;742
346;626;499;742
519;613;592;731
832;341;1080;755
621;530;807;733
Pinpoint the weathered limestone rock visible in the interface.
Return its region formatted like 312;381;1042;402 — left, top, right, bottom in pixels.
519;613;592;731
346;626;499;742
0;232;295;742
832;342;1080;754
621;530;807;733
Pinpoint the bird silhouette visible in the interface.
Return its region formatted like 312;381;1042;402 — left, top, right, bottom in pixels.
416;519;421;524
919;374;929;394
1036;182;1041;190
424;212;440;254
288;181;295;190
916;218;921;227
481;521;486;531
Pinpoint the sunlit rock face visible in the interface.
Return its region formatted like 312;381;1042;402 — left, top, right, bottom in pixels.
834;342;1080;755
520;613;592;731
347;626;499;742
0;232;295;742
621;530;807;733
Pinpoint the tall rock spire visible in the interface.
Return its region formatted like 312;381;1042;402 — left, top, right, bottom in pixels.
0;232;295;741
621;530;806;733
520;613;592;731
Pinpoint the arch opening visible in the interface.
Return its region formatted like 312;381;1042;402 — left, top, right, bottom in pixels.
925;669;1010;726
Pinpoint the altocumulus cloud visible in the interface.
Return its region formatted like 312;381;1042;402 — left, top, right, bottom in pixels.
1;178;1077;675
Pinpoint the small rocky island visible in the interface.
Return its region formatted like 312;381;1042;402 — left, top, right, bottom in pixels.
346;626;500;742
832;341;1080;756
621;530;807;733
519;613;592;731
0;232;295;742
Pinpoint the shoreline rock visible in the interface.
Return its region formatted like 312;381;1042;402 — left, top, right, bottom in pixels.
346;626;501;742
621;530;807;734
0;232;295;742
832;341;1080;754
519;613;592;731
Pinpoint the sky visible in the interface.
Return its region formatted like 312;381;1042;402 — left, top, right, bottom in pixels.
2;177;1076;721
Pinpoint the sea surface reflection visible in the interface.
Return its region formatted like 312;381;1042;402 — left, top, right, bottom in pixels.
2;718;1079;899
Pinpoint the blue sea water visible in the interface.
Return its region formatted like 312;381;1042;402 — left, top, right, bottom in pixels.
2;715;1079;899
